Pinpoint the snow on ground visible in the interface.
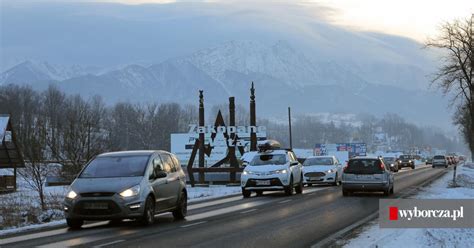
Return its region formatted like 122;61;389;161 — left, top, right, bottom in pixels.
342;163;474;248
187;185;242;203
0;181;240;235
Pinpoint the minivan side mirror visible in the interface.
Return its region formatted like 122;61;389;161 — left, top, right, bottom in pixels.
155;171;167;179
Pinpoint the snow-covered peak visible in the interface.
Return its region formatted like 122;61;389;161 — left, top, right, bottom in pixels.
0;60;101;85
185;40;319;88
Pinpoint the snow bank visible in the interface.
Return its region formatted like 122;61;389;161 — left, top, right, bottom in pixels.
343;163;474;248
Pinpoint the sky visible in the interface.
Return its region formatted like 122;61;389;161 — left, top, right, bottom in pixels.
91;0;474;42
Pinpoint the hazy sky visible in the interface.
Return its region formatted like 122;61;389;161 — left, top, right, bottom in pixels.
93;0;474;41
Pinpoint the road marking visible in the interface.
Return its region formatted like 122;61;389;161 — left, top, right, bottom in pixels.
93;239;125;248
188;195;242;210
278;199;292;204
0;221;110;245
180;221;207;228
186;198;273;221
37;230;137;248
240;209;257;214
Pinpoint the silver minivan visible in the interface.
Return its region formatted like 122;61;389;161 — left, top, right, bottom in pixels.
342;157;394;196
64;150;187;228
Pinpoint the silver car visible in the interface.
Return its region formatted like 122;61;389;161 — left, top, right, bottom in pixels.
64;150;187;228
342;157;394;196
302;156;343;186
432;155;448;168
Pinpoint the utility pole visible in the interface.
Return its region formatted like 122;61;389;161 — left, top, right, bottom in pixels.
288;107;293;150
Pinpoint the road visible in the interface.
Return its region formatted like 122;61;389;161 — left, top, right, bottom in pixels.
0;164;448;248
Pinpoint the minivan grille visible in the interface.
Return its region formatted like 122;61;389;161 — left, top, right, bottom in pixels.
80;192;115;197
74;200;121;216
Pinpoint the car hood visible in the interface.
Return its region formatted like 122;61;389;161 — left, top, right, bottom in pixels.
245;164;288;172
71;177;143;194
303;165;336;173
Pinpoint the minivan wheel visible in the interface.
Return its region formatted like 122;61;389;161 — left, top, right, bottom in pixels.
256;190;263;196
242;188;251;198
66;218;83;229
285;177;294;196
383;188;390;196
295;177;303;194
141;196;155;225
173;191;187;220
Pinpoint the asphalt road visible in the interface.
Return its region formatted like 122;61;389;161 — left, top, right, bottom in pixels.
0;164;449;248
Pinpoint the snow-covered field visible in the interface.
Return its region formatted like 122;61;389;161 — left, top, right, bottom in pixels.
0;181;241;235
342;163;474;248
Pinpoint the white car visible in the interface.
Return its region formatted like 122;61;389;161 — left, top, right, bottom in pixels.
241;146;303;197
302;156;343;186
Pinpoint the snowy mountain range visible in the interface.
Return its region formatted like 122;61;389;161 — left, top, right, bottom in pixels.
0;39;448;128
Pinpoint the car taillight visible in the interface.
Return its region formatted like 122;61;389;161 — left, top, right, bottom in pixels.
343;163;348;172
380;163;385;170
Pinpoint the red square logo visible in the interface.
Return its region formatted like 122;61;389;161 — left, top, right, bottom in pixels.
389;206;398;221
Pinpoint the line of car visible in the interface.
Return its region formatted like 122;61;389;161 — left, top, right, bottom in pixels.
241;141;394;198
241;141;459;198
62;141;459;229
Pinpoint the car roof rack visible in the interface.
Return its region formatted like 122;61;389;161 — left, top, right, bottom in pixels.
258;139;282;152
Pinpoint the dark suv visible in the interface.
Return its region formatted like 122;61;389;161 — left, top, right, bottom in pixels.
64;150;187;229
397;155;415;170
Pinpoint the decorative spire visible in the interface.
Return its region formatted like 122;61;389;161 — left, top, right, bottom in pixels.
250;82;255;101
199;90;204;107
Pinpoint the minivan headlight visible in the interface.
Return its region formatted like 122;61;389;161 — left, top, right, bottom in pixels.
243;170;254;175
120;185;140;198
66;190;77;199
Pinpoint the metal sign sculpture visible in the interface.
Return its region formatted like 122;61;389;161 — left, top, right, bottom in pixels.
187;83;258;186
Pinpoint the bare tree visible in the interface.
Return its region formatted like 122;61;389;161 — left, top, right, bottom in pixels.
17;117;50;211
425;14;473;159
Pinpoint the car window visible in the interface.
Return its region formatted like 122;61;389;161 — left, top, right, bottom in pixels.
160;154;175;173
289;152;297;162
153;156;164;175
303;157;333;166
171;155;181;172
345;159;384;174
251;154;287;166
433;155;445;159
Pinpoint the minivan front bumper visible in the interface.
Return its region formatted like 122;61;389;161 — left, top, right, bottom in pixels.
64;194;145;220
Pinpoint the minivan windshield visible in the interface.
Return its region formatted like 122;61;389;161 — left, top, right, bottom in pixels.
345;159;383;174
303;157;333;166
251;154;287;166
433;155;445;159
80;155;150;178
399;155;412;159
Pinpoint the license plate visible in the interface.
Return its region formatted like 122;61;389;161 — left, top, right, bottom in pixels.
310;177;321;181
84;202;109;210
256;180;270;186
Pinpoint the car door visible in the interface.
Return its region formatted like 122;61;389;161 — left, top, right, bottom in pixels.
288;152;302;182
383;160;394;185
159;153;180;209
149;155;169;211
334;157;342;181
